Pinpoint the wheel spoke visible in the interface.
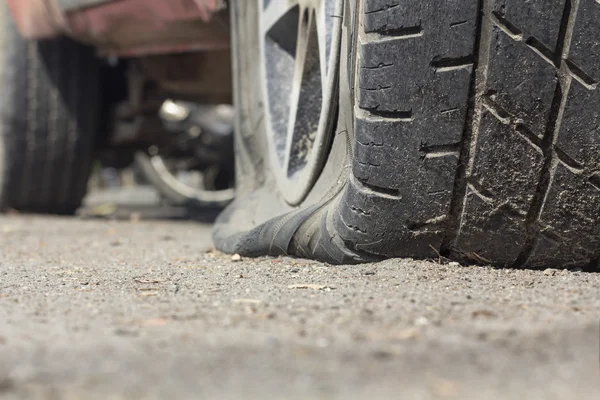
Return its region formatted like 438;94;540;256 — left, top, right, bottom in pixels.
259;0;342;204
283;7;313;173
314;1;330;90
262;0;300;33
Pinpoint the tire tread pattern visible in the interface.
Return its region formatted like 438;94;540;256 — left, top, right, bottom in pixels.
0;4;100;214
335;0;599;268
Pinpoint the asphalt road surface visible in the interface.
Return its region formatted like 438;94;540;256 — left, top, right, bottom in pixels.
0;190;599;399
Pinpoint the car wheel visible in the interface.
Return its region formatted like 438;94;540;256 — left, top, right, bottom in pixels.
0;3;101;214
214;0;600;269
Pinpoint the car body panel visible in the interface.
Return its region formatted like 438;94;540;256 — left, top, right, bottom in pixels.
6;0;229;56
57;0;115;11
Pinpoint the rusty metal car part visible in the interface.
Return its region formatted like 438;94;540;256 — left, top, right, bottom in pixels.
57;0;126;11
108;56;232;147
105;59;234;205
6;0;229;56
139;51;233;104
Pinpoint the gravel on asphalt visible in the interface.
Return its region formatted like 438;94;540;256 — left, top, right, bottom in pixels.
0;213;599;399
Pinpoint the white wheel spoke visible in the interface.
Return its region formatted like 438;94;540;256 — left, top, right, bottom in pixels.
259;0;341;203
314;1;330;91
262;0;300;33
283;7;313;173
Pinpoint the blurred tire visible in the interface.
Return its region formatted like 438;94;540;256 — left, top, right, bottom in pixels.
0;3;101;214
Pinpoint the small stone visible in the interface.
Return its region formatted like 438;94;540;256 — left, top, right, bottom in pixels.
432;379;461;397
472;309;496;319
543;268;557;276
415;316;429;326
129;212;141;223
0;377;14;392
114;328;139;337
288;284;335;290
448;262;460;267
232;298;262;304
372;350;394;360
231;254;242;261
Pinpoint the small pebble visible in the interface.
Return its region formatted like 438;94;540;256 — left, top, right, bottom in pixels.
114;328;139;337
543;268;557;276
231;254;242;262
129;212;141;223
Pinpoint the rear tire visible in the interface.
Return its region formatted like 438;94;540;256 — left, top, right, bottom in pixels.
215;0;600;269
0;3;100;214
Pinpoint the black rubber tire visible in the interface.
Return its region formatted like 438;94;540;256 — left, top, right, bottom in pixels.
215;0;600;269
0;3;100;214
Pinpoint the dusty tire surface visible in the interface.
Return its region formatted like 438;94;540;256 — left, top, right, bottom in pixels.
0;3;100;214
215;0;599;269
